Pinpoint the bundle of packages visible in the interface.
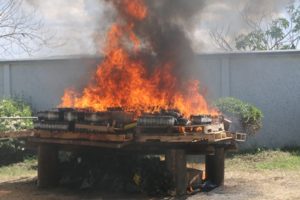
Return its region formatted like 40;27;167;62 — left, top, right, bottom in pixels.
34;108;75;131
34;108;136;133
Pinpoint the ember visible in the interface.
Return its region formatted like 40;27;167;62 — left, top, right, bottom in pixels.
59;0;217;117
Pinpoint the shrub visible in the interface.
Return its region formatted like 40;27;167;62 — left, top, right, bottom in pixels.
0;98;34;165
214;97;263;135
0;98;33;132
0;139;26;166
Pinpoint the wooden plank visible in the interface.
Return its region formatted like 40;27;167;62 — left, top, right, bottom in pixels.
226;132;247;142
28;137;128;149
34;130;133;142
0;130;35;138
203;124;224;134
135;132;234;143
204;131;232;142
135;134;208;143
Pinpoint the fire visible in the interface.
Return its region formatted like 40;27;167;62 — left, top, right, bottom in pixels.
60;0;217;117
121;0;147;20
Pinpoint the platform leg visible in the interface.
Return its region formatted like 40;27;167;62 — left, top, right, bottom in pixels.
205;147;225;186
165;149;187;195
37;144;59;188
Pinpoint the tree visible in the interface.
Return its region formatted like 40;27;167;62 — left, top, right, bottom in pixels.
0;0;51;56
210;4;300;51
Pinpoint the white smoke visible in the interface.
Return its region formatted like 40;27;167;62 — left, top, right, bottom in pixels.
24;0;112;58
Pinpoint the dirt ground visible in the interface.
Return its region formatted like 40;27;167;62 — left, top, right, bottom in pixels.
1;168;300;200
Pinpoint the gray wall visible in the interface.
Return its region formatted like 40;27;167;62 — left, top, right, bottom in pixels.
196;51;300;148
0;57;99;111
0;52;299;148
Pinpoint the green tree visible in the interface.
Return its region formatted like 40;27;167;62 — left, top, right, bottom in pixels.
211;4;300;51
214;97;263;135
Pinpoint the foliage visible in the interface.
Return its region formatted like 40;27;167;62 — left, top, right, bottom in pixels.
0;98;33;132
211;3;300;51
0;99;33;166
0;139;27;166
214;97;263;135
236;4;300;51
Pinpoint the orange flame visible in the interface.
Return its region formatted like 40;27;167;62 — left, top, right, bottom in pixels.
60;0;217;117
121;0;147;20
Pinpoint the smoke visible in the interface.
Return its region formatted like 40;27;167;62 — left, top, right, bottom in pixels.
105;0;294;83
23;0;109;57
103;0;207;89
22;0;295;57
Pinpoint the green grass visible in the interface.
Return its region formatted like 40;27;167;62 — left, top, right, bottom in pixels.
0;157;37;181
226;148;300;171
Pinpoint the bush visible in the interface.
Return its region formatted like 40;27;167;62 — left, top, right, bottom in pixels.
0;139;26;166
0;98;33;132
0;98;34;166
214;97;263;135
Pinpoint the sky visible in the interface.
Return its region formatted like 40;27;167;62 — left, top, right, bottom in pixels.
23;0;108;58
0;0;295;59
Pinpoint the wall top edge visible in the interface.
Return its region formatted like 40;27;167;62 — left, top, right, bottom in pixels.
0;50;300;63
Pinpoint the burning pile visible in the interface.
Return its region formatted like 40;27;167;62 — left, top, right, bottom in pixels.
59;0;217;117
34;107;226;136
35;1;227;136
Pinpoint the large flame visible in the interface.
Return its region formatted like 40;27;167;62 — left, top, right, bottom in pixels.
60;0;216;117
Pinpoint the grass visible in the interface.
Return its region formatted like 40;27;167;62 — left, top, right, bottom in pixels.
0;157;37;181
0;148;300;182
226;148;300;171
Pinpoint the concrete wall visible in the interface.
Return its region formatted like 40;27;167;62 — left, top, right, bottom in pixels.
0;66;4;97
0;57;99;111
0;51;300;148
197;51;300;148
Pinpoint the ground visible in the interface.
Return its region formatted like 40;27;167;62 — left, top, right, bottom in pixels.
0;149;300;200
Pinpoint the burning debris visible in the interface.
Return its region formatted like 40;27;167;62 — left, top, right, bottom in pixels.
34;106;242;144
58;0;216;117
40;1;246;141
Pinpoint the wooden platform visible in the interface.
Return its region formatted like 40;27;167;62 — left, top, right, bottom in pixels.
0;130;35;139
28;137;129;149
1;129;245;144
23;130;242;196
0;126;245;196
135;132;233;143
34;130;133;142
